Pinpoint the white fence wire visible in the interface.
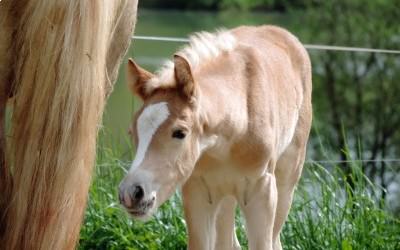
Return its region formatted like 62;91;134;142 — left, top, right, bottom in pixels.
306;159;400;165
132;35;400;54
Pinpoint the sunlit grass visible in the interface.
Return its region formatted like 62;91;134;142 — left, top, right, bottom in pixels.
79;138;400;250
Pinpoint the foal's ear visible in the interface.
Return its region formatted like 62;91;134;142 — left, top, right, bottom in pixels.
174;55;196;101
126;58;154;100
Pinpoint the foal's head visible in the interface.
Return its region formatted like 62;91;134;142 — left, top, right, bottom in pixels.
119;56;205;219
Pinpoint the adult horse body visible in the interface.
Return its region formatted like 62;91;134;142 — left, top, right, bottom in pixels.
0;0;137;249
120;25;312;250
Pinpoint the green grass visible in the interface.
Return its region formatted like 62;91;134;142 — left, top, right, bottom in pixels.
282;165;400;250
79;140;400;250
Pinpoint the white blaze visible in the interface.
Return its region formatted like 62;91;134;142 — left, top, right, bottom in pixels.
130;102;170;172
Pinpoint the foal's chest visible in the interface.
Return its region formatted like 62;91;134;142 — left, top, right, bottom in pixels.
194;153;268;203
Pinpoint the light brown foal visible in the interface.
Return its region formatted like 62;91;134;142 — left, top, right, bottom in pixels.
119;25;312;250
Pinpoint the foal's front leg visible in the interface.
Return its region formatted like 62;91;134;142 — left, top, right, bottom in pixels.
182;176;219;250
215;196;241;250
240;173;277;250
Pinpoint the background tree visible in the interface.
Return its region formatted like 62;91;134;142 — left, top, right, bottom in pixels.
294;0;400;205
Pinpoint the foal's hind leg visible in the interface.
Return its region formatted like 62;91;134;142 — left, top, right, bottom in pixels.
273;141;307;250
215;196;241;250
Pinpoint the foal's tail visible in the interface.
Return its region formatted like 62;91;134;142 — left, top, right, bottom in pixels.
0;0;136;249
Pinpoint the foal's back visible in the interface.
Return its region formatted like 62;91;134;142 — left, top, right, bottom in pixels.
242;25;312;158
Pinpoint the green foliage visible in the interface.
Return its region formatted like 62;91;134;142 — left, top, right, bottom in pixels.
219;0;275;10
282;163;400;250
140;0;284;11
79;139;400;249
293;0;400;192
139;0;218;10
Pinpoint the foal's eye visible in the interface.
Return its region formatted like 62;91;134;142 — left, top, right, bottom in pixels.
172;129;186;139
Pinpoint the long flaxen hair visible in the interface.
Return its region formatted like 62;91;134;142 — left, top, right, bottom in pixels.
0;0;137;249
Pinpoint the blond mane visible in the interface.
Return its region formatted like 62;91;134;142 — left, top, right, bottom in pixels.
0;0;137;249
145;29;237;93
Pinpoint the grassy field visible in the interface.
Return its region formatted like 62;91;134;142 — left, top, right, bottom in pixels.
79;134;400;250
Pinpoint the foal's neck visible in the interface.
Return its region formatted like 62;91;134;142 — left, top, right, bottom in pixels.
197;72;248;141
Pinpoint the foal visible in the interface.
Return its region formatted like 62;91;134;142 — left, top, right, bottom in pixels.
119;25;312;250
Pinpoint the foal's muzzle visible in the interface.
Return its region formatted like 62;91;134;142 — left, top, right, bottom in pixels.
118;183;156;217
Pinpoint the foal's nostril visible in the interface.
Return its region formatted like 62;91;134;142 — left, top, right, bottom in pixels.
131;185;144;201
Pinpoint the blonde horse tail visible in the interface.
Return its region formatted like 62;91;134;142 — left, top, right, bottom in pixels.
0;0;17;238
0;0;137;249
